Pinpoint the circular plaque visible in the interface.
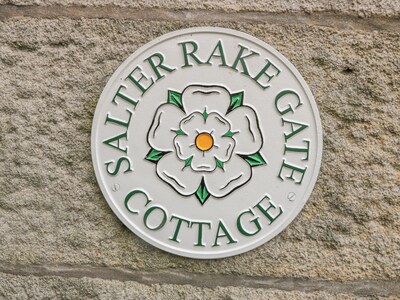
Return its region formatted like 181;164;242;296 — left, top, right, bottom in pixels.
92;27;322;259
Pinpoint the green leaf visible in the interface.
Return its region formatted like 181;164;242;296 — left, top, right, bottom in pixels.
145;148;168;163
240;151;267;167
202;109;209;121
168;90;184;110
228;91;244;112
184;156;193;168
215;157;224;169
195;179;210;205
175;129;187;136
222;131;236;138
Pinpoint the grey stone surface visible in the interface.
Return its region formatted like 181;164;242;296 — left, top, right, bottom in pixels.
1;10;400;300
0;0;400;17
1;264;399;297
1;272;395;300
0;18;398;284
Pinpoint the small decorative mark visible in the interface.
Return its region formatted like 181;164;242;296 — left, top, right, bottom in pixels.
287;192;296;201
112;183;120;192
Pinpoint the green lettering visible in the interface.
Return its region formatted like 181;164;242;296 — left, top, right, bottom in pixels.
206;40;227;66
213;220;237;247
282;118;309;142
275;90;302;115
143;206;167;231
169;215;191;243
237;209;262;236
254;196;283;224
278;159;307;184
179;41;204;67
112;85;138;107
284;140;310;161
190;221;212;247
252;59;281;89
230;44;259;76
105;109;132;128
105;156;132;175
145;52;176;80
126;66;154;95
103;132;128;153
124;190;152;214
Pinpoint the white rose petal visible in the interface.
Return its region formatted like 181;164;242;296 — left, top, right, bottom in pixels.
213;137;235;162
148;104;185;151
180;112;205;135
156;153;202;196
204;155;251;198
174;134;196;161
226;106;263;155
203;112;231;136
191;150;216;172
181;85;231;115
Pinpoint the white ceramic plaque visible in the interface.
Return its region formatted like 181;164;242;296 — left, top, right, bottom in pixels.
92;27;322;259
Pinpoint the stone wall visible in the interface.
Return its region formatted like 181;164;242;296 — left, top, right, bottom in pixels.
0;1;399;299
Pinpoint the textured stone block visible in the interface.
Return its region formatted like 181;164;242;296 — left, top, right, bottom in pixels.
1;272;396;300
0;18;399;283
0;0;399;17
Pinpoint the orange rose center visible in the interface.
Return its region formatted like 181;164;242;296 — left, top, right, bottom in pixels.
195;132;214;151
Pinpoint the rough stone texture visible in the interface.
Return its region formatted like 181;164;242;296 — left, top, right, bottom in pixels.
0;18;399;281
0;2;399;298
0;0;399;17
1;272;396;300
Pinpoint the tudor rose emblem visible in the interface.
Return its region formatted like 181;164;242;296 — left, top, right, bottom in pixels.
91;28;322;259
147;84;265;203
